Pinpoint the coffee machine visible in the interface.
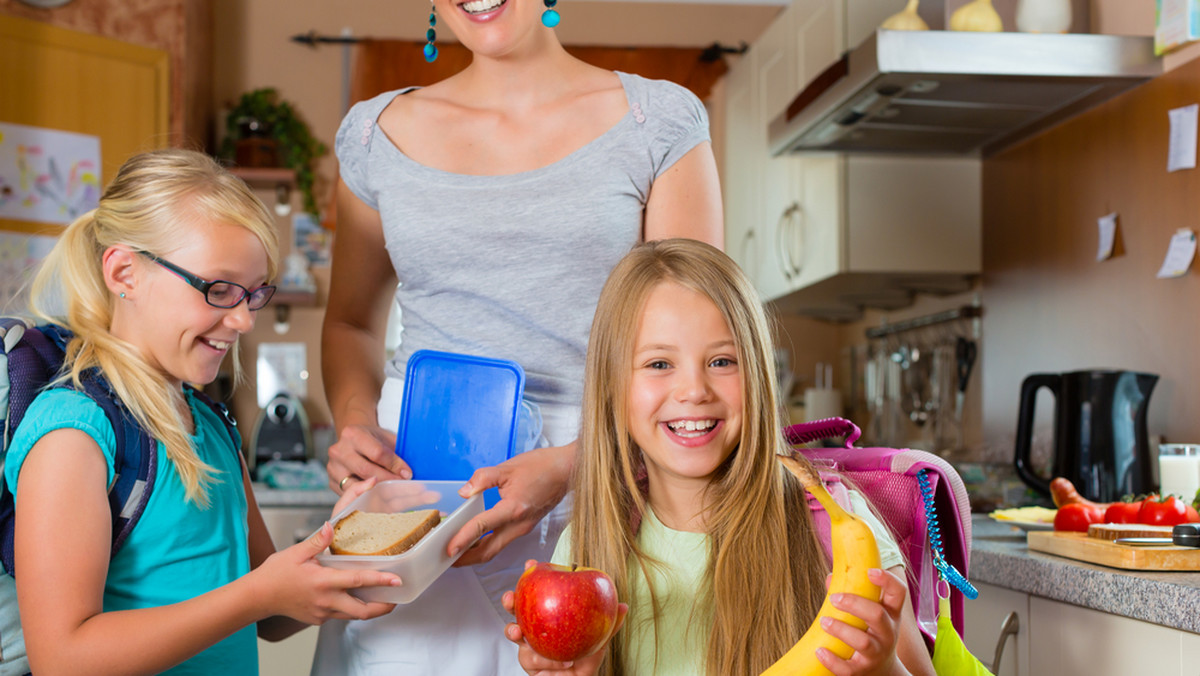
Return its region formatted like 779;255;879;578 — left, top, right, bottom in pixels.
1013;370;1158;503
250;391;312;477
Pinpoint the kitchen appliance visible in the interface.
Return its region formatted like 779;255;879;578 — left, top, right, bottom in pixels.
251;391;312;474
1013;370;1158;503
768;29;1160;157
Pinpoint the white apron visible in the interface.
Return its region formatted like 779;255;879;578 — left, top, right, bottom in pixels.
310;378;576;676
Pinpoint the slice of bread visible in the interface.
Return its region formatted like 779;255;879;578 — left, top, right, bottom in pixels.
1087;523;1174;540
330;509;441;556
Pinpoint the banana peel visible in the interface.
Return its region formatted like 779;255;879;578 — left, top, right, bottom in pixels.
761;456;883;676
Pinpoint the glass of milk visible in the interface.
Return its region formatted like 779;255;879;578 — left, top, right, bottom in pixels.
1158;444;1200;500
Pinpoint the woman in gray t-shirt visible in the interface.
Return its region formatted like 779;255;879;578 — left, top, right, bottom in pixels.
314;3;723;673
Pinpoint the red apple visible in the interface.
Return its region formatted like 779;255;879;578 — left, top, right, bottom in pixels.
513;561;619;662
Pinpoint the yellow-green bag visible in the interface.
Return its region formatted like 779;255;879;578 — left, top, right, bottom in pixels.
931;595;994;675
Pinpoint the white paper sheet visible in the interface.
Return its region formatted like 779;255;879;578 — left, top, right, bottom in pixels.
1168;104;1199;172
1157;228;1197;278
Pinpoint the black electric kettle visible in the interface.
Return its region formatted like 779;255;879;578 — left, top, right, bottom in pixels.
1013;370;1158;503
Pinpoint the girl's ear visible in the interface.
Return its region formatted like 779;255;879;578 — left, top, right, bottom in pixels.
102;246;138;299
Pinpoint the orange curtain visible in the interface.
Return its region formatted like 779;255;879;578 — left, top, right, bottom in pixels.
322;39;728;229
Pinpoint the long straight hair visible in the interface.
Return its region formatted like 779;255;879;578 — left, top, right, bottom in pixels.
29;149;279;505
571;239;828;675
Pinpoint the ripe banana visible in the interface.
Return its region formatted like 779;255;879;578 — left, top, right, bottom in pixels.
949;0;1003;32
881;0;929;31
761;456;882;676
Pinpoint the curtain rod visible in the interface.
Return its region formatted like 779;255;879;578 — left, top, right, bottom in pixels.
864;305;982;340
290;30;747;61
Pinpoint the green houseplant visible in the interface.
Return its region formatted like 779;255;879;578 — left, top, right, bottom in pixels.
220;88;326;216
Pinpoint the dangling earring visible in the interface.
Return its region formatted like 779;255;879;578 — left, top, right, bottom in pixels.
424;3;438;63
541;0;560;28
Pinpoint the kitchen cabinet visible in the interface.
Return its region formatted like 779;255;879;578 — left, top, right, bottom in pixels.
721;0;980;318
962;581;1029;676
257;504;331;676
963;581;1200;676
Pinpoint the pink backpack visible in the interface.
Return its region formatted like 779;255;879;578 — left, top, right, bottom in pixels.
787;417;976;647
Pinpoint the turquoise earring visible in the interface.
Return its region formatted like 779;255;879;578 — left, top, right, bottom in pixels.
119;292;126;299
542;0;560;27
424;4;438;63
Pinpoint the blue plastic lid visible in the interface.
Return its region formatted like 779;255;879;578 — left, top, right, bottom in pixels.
394;350;524;507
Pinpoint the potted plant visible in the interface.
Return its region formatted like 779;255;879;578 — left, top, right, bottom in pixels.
220;88;326;216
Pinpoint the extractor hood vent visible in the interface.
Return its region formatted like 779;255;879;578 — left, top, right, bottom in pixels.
769;30;1160;157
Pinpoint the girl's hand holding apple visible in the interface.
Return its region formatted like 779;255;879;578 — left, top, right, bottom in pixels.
502;560;628;675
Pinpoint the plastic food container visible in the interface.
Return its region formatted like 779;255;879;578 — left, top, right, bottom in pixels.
394;349;526;508
315;479;482;604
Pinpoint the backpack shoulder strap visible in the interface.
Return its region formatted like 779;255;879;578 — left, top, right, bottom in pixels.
187;385;241;458
0;321;156;575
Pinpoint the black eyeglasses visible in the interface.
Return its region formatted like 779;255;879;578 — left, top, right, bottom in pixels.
138;251;276;310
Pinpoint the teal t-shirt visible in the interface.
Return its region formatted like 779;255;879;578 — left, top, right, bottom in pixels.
5;387;256;675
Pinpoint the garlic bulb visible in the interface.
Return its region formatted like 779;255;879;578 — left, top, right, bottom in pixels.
881;0;929;31
949;0;1003;32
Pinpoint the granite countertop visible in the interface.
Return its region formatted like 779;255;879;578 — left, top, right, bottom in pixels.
969;514;1200;633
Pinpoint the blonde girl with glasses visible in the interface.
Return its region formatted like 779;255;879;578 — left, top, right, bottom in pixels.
5;149;400;675
502;239;937;676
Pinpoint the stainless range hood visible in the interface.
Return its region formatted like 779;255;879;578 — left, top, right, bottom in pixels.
768;29;1160;157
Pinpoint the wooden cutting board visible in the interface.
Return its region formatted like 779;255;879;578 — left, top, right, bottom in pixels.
1027;531;1200;571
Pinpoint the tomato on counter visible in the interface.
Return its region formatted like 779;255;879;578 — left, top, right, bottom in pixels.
1054;503;1105;532
1102;500;1144;524
1136;495;1193;526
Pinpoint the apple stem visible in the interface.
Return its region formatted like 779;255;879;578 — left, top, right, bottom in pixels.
571;563;578;572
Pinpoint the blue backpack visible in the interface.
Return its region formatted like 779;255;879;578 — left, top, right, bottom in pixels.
0;318;238;674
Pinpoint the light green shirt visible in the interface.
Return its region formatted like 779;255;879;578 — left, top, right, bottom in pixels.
551;490;903;675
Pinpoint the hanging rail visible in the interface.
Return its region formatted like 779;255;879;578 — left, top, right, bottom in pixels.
290;31;748;60
864;305;982;340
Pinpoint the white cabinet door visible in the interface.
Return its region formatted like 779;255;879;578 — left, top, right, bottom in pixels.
962;582;1029;676
1027;596;1188;675
721;50;764;292
844;0;909;52
756;2;797;127
793;0;843;91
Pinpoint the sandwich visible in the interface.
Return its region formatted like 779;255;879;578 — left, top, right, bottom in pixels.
330;509;441;556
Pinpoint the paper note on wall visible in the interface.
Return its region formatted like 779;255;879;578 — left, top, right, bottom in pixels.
1096;212;1117;261
1156;228;1197;278
1168;104;1199;172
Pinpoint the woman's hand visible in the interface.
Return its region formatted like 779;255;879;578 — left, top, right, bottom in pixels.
326;423;411;494
247;521;402;626
500;561;627;676
815;567;913;676
448;443;575;566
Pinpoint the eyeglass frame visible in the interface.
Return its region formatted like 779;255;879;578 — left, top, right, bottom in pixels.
136;251;277;310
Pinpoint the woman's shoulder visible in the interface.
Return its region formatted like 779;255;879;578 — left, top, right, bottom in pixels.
615;72;705;115
336;87;420;143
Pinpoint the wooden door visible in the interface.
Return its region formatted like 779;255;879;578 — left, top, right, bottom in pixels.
0;14;168;234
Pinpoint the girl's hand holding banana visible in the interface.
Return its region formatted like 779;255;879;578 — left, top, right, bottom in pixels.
816;566;912;675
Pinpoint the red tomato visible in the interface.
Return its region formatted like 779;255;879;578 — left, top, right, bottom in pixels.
1103;501;1143;524
1054;503;1104;532
1185;504;1200;523
1136;495;1190;526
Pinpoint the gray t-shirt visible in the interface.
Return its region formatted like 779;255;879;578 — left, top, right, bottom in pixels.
335;71;711;409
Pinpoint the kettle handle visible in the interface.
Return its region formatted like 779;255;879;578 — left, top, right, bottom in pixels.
1013;373;1061;497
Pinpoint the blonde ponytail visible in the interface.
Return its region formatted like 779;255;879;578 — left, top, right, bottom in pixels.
29;149;279;506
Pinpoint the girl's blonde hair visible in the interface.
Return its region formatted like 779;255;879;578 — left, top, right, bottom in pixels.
572;238;828;676
29;148;280;506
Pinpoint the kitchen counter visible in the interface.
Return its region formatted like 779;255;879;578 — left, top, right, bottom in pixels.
969;514;1200;634
251;482;339;508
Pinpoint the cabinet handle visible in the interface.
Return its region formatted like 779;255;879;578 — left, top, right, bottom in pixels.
740;227;757;274
777;202;803;280
990;611;1019;675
